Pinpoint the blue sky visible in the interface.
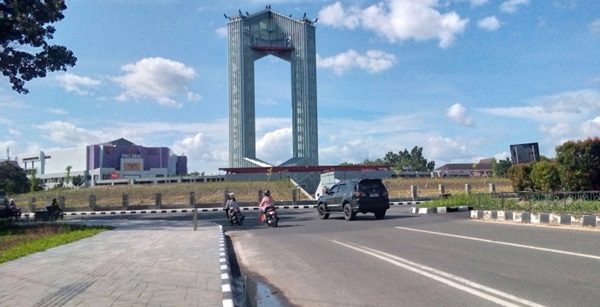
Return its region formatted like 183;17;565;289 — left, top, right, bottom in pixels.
1;0;599;174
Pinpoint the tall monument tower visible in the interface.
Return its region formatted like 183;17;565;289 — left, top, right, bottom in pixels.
227;8;318;168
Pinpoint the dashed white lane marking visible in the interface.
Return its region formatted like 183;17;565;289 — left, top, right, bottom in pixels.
331;240;545;307
395;226;600;260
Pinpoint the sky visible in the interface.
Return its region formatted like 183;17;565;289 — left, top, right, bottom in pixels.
1;0;600;175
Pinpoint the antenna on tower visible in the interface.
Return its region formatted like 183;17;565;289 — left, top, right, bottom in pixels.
6;146;9;160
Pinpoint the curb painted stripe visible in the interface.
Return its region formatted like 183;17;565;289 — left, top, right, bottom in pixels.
17;202;424;219
218;225;234;307
21;202;421;219
471;210;600;229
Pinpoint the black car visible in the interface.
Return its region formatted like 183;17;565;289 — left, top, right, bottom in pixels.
317;178;390;221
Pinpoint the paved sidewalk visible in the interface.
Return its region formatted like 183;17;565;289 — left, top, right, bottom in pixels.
0;219;230;307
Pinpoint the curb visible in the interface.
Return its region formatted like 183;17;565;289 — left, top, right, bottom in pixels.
470;210;600;229
16;202;421;219
218;225;234;307
390;201;422;206
410;206;472;214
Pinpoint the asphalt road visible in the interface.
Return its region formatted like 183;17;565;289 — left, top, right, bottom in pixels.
69;206;600;306
222;206;600;307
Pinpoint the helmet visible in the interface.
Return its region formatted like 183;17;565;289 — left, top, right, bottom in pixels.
228;192;235;198
264;190;271;196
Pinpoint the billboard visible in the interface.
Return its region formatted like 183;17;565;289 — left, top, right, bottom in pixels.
510;142;540;165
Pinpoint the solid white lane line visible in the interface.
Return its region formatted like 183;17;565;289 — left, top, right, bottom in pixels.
331;240;545;307
395;227;600;260
357;244;545;307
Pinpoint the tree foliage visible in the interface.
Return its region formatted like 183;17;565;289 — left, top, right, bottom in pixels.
507;164;533;192
0;161;30;194
491;157;512;178
530;160;561;192
64;165;71;185
339;146;435;171
28;168;43;192
71;175;83;187
555;137;600;191
382;147;435;172
0;0;77;94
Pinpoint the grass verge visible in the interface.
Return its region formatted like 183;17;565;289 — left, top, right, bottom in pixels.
0;220;113;264
422;194;600;215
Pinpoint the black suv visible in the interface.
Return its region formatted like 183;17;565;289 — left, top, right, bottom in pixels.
317;178;390;221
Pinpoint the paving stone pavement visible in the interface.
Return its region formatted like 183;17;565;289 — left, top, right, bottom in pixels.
0;219;228;307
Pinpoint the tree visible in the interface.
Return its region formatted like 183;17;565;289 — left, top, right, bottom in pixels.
0;0;77;94
491;157;512;178
555;137;600;191
71;174;83;187
530;160;561;192
0;161;30;194
382;147;435;172
64;165;72;185
29;168;43;192
507;164;533;192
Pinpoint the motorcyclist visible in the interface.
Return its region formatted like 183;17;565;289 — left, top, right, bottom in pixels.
225;193;241;221
8;199;17;211
258;190;275;221
8;199;20;218
47;198;61;217
224;193;237;220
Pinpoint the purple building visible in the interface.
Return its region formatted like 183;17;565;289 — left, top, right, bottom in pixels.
87;138;187;183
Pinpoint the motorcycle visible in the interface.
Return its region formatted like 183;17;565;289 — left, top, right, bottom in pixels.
229;207;245;226
0;207;21;220
47;206;64;220
262;205;279;227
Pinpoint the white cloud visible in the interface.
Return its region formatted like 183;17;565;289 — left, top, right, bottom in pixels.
55;73;101;95
539;123;573;139
171;133;226;164
580;117;600;136
478;16;501;31
34;121;104;146
318;0;468;48
500;0;530;13
446;103;474;126
46;108;68;115
318;2;362;29
468;0;489;5
317;49;397;75
186;92;202;102
114;57;198;108
482;89;600;124
426;136;474;161
256;128;293;164
319;138;377;165
482;89;600;154
316;114;438;165
0;140;18;159
216;27;227;38
590;19;600;36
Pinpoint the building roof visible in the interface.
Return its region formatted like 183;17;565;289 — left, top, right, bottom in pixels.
435;159;493;172
97;138;135;146
219;165;391;174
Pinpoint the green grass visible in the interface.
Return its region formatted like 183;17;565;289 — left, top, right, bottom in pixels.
9;177;514;212
0;221;113;263
422;194;600;215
